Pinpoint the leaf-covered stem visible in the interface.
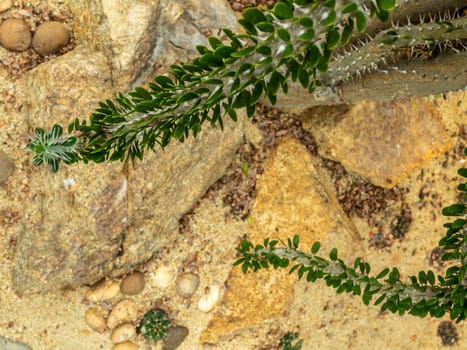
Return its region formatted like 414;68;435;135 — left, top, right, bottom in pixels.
236;154;467;322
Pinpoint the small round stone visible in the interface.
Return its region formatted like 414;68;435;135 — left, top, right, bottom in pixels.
163;326;189;350
85;308;107;334
0;0;13;13
197;285;221;312
32;21;69;56
111;323;136;344
0;151;14;184
153;265;177;289
175;273;200;299
120;271;145;295
107;299;138;329
112;341;138;350
0;19;31;52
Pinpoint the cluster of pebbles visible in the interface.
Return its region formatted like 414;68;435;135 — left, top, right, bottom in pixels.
83;267;221;350
0;0;73;74
0;16;69;56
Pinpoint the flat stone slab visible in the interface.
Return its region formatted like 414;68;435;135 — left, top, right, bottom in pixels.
200;138;360;344
301;98;452;188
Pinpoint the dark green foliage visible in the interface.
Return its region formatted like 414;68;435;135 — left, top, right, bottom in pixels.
279;332;303;350
235;153;467;322
139;308;172;341
27;0;392;171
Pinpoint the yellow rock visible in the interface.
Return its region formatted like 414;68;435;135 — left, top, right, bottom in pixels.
301;98;452;188
200;138;359;344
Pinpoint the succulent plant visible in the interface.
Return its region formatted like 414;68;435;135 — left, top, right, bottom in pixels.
139;308;172;342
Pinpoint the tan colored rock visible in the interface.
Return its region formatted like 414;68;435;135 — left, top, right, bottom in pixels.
85;280;120;302
153;265;177;289
300;98;452;188
110;323;136;343
107;299;138;329
0;0;13;13
200;138;360;343
0;151;14;184
85;308;107;334
13;3;245;294
120;271;145;295
32;21;69;56
0;18;31;52
112;341;138;350
175;273;200;298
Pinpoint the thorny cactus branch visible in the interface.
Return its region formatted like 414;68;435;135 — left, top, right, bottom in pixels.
235;153;467;322
27;0;466;171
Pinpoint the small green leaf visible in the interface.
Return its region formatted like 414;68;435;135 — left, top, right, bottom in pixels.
273;2;293;20
458;168;467;178
298;16;313;27
377;0;396;11
342;2;358;13
356;11;366;33
154;75;174;88
329;248;338;261
256;45;272;55
324;0;335;8
376;268;390;279
208;36;223;49
326;29;340;50
293;235;300;248
238;19;258;35
298;28;315;42
322;10;336;27
256;21;275;33
442;204;465;216
311;242;320;254
242;7;267;24
277;28;291;42
341;19;354;45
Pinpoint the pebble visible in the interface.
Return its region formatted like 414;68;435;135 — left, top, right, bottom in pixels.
175;273;200;298
0;151;14;184
110;323;136;343
163;326;189;350
197;285;221;312
0;0;13;13
0;18;31;52
107;299;138;329
32;21;69;56
112;341;138;350
0;336;32;350
153;265;177;289
84;279;120;302
85;308;107;334
120;271;145;295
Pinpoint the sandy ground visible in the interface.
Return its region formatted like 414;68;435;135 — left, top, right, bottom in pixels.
0;88;466;350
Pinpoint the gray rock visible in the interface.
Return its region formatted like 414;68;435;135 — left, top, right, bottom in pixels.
163;326;189;350
13;1;244;293
0;336;32;350
0;151;14;184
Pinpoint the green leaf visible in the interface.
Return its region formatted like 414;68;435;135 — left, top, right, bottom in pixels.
277;28;291;42
322;10;336;27
341;19;354;45
154;75;174;88
208;36;223;49
442;204;465;216
329;248;338;261
238;19;258;35
311;242;320;254
256;21;275;33
376;268;390;279
377;0;396;11
231;46;256;58
324;0;335;7
298;29;314;42
293;235;300;248
256;45;272;55
273;2;293;20
298;16;313;27
356;11;367;33
342;2;358;13
242;7;267;24
458;168;467;178
214;46;236;59
326;29;340;50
